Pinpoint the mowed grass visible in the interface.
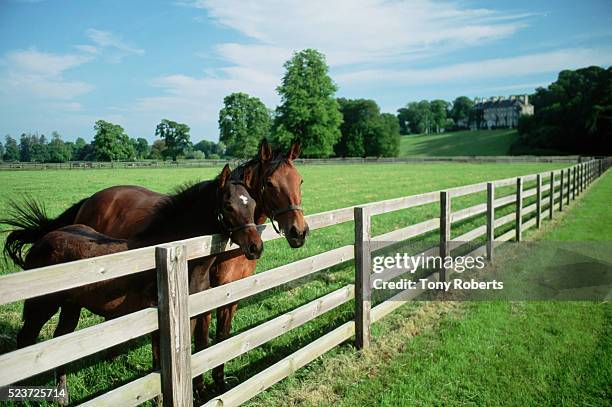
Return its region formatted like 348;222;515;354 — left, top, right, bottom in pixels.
249;171;612;407
0;162;568;406
400;129;518;156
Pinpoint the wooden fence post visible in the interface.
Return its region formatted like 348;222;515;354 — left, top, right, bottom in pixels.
566;169;571;206
486;182;494;260
559;169;564;211
156;243;192;407
515;178;523;241
536;174;542;228
354;207;371;350
549;172;554;220
439;191;450;281
573;166;577;200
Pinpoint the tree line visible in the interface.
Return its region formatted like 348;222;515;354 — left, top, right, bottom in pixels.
514;66;611;155
1;49;404;162
3;47;607;161
1;120;226;163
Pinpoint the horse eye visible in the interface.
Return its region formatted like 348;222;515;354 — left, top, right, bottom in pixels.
266;180;274;188
224;204;233;212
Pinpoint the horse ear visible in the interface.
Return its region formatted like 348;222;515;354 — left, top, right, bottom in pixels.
243;166;254;186
287;140;301;160
218;164;231;189
259;138;272;162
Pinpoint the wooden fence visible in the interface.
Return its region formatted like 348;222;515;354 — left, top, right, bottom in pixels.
0;155;590;171
0;158;609;406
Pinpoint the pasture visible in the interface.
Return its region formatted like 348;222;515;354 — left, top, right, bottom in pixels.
0;161;571;405
399;129;519;156
251;171;612;406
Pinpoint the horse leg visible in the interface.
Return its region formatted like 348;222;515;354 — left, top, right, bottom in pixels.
212;302;238;393
17;296;61;348
52;304;81;405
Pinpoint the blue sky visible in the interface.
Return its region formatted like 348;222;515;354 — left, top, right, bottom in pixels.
1;0;611;143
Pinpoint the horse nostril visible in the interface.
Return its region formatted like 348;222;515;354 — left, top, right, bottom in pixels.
249;243;258;255
288;226;299;239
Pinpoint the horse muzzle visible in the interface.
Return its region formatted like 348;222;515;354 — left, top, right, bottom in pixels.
286;224;309;248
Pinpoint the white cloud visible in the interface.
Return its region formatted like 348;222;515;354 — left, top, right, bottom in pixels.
134;0;531;136
85;29;144;61
0;48;94;100
189;0;528;67
335;47;612;86
135;1;609;139
74;44;100;54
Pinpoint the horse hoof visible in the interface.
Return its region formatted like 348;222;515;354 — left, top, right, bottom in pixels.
56;377;70;406
56;385;69;405
193;382;207;403
214;379;226;393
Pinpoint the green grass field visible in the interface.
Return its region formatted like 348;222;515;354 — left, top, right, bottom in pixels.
399;129;519;156
0;161;591;406
248;171;612;407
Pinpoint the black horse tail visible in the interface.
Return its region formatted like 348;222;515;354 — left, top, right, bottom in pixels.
1;196;88;268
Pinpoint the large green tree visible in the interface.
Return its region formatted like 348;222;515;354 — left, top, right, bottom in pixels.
397;101;433;134
335;98;400;157
134;138;150;159
149;139;166;160
450;96;474;128
516;66;612;154
430;100;450;133
3;136;18;161
335;98;378;157
219;92;270;158
0;142;4;161
375;113;401;157
30;135;49;162
273;49;342;157
93;120;135;161
73;137;88;160
19;133;34;162
155;119;191;161
47;131;72;163
194;139;226;158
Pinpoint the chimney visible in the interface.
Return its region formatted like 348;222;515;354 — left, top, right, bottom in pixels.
523;95;529;105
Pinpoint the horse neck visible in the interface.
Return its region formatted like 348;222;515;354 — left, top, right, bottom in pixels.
129;181;222;249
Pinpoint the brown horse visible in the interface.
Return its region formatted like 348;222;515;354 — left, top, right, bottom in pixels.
9;165;262;400
2;139;308;396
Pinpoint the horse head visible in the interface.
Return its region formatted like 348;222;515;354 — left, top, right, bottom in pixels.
257;139;309;248
217;164;263;260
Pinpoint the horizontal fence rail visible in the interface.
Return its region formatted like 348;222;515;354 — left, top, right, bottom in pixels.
0;155;592;171
0;157;609;407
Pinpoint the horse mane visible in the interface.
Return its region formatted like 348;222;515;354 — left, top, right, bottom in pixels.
230;148;292;186
132;178;218;241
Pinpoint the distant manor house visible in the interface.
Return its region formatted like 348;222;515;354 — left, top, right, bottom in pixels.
469;95;534;130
